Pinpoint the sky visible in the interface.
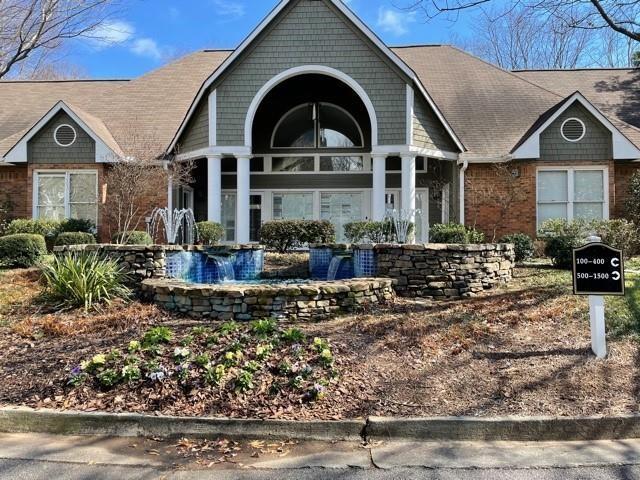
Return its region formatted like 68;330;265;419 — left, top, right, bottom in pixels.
64;0;473;79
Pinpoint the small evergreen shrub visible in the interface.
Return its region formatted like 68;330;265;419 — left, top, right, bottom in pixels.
59;218;96;234
112;231;153;245
196;221;224;245
41;252;131;311
625;171;640;227
260;220;335;253
302;220;336;244
55;232;97;246
0;233;47;267
344;221;390;243
538;219;590;268
500;233;534;262
430;223;486;244
592;219;638;259
5;218;61;237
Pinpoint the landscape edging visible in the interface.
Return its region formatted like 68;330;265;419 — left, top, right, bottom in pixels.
2;407;640;442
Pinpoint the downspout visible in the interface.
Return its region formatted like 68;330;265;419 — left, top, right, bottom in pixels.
458;159;469;226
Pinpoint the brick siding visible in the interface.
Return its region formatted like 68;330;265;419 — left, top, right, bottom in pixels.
0;165;28;219
464;159;636;240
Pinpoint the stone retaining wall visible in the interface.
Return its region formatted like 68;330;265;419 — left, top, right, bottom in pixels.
372;243;515;298
53;244;264;285
54;244;177;284
141;278;396;321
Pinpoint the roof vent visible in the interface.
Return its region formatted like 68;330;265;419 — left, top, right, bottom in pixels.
54;124;77;147
561;118;586;142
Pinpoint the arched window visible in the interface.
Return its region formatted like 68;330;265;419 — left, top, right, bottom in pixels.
271;102;363;149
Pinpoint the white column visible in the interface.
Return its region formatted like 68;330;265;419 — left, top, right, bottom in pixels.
372;154;386;221
236;156;251;244
207;154;222;223
167;174;173;212
401;154;416;220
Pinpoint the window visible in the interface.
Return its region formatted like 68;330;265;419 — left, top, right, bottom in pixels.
272;193;314;220
221;193;236;242
35;171;97;224
537;168;607;226
272;102;363;149
320;192;363;242
272;157;314;172
319;156;364;172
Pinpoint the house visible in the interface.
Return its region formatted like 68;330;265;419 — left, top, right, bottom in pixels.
0;0;638;243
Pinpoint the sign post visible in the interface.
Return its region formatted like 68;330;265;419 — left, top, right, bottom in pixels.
572;236;625;359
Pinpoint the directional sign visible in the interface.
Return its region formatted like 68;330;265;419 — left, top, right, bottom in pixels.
573;243;625;296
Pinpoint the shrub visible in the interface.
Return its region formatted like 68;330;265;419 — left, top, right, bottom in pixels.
500;233;534;262
625;171;640;227
344;221;390;243
40;252;131;311
538;219;591;268
302;220;336;244
260;220;336;253
0;233;47;267
60;218;96;234
5;218;61;238
430;223;485;244
592;219;638;259
112;231;153;245
55;232;96;246
196;221;224;245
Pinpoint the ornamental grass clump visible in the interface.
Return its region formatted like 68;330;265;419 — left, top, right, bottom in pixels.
40;252;131;311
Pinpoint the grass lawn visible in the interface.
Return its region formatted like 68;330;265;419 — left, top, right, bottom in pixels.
1;262;640;419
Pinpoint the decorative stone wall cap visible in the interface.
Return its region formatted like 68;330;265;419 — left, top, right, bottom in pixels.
351;244;375;250
309;243;350;250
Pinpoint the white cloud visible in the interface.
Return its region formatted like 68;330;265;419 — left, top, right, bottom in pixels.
130;38;163;60
376;7;416;36
88;20;135;46
212;0;245;18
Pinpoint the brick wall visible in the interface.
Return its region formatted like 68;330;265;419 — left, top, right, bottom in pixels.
614;162;640;218
465;159;619;239
0;165;28;220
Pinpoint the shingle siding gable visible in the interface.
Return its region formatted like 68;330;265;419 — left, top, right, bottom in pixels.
540;102;612;161
28;111;95;164
214;0;409;147
179;99;208;152
412;93;457;151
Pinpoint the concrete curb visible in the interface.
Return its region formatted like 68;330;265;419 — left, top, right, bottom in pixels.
3;407;640;442
0;407;365;442
366;415;640;441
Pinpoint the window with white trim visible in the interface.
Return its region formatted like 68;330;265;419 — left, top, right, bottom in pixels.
34;171;98;224
537;167;607;226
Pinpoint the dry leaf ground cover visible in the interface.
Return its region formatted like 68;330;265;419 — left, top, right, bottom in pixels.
0;264;639;419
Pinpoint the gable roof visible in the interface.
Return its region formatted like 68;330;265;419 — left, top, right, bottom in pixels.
511;91;640;159
5;101;124;162
0;50;231;161
168;0;465;153
514;68;640;149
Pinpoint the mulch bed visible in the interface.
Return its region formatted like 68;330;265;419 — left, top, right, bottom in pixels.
1;267;639;419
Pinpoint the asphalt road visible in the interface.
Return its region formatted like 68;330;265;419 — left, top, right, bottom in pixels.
2;460;640;480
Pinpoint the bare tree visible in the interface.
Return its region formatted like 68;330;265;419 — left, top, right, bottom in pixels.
402;0;640;43
19;60;87;79
103;126;194;244
0;0;117;80
463;5;592;69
